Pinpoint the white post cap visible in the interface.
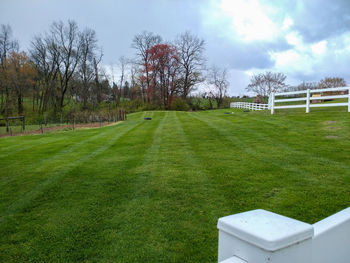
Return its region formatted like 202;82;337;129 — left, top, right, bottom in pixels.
218;209;314;252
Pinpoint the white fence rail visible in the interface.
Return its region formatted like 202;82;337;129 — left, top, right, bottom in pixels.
230;102;269;111
218;207;350;263
269;87;350;114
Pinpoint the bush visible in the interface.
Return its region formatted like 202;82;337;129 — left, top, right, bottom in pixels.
223;97;232;108
128;98;144;112
143;103;164;111
170;98;190;111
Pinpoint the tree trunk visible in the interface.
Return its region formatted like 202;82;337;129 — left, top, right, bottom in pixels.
18;93;23;114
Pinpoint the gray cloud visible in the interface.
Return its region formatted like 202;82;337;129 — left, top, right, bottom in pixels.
1;0;350;95
0;0;205;62
270;0;350;43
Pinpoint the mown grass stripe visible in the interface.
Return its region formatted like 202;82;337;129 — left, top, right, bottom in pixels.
0;122;137;198
0;119;146;223
183;112;348;221
1;110;350;262
202;112;350;173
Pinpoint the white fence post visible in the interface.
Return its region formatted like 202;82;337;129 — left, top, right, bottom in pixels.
218;207;350;263
218;209;313;263
271;92;275;114
348;87;350;113
306;89;310;113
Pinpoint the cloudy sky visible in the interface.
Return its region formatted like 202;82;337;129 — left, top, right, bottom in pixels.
1;0;350;95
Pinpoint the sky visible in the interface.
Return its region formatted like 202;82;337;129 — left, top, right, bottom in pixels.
1;0;350;96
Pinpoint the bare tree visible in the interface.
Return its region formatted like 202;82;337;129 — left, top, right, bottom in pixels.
0;24;19;65
295;81;318;91
246;72;287;102
30;34;60;113
118;56;128;100
30;20;96;113
175;31;205;99
77;28;101;108
0;24;19;114
132;31;162;102
207;66;229;108
93;56;103;104
318;77;346;89
50;20;84;110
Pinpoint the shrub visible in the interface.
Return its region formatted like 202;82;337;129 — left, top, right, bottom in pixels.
170;98;190;111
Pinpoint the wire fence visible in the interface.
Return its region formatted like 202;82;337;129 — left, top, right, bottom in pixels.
0;109;127;136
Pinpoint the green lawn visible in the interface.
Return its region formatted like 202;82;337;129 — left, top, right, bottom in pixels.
1;109;350;262
0;124;40;135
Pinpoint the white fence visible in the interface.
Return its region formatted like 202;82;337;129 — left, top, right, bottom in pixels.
269;87;350;114
230;102;269;111
217;207;350;263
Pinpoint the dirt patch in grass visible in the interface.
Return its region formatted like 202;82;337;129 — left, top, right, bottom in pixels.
324;120;338;125
325;135;339;139
323;126;340;130
0;121;121;138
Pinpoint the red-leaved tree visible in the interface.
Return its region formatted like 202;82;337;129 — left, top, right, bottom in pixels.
144;44;180;109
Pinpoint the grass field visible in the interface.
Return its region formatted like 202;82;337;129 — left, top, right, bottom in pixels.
1;108;350;262
0;124;40;135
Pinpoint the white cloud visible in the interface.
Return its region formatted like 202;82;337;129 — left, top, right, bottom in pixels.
311;40;327;55
285;31;303;49
271;49;313;75
214;0;280;42
282;17;294;30
201;0;350;92
270;31;350;81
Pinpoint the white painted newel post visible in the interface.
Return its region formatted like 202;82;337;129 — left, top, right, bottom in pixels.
306;89;310;113
218;207;350;263
218;209;313;263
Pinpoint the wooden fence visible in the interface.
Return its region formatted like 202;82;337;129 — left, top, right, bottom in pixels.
269;87;350;114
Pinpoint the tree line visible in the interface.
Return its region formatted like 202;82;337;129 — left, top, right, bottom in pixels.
2;20;344;119
0;21;229;121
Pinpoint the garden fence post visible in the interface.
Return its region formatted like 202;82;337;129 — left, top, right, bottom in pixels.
22;116;25;131
5;118;9;133
306;89;310;113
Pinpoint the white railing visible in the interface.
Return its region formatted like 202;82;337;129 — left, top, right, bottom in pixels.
218;207;350;263
230;102;269;111
269;87;350;114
